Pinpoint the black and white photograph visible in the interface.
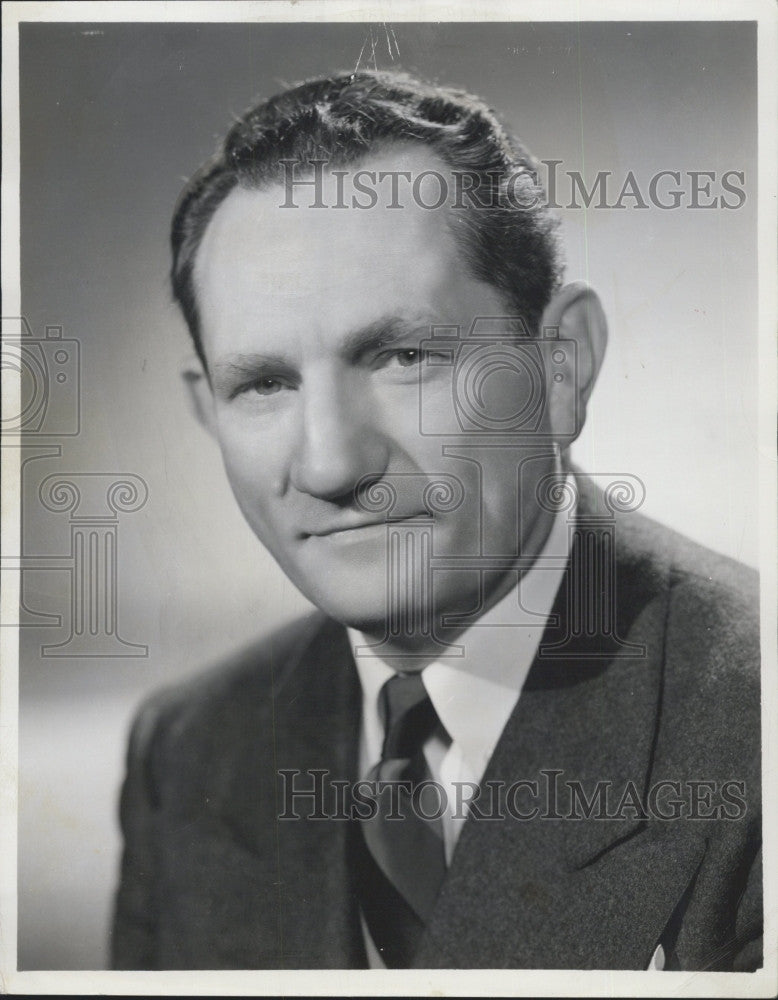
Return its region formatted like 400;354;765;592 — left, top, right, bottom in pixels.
1;1;776;995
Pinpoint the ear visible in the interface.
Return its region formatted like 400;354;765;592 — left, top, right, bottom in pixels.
540;281;608;444
181;355;217;438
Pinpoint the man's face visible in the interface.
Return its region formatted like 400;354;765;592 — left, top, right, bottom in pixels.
193;147;557;634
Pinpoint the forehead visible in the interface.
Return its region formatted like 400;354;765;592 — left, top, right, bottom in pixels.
192;147;501;362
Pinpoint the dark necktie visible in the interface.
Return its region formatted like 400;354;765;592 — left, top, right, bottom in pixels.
354;671;447;967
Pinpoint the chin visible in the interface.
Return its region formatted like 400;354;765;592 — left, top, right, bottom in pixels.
292;575;395;633
315;598;396;635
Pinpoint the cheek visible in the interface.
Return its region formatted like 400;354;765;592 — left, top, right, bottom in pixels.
478;465;518;534
215;425;286;516
474;451;548;541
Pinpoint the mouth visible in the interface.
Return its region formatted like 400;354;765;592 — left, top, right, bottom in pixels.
300;513;431;539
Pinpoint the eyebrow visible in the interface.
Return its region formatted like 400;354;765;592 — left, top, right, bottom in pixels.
210;313;436;390
210;353;296;396
339;314;434;360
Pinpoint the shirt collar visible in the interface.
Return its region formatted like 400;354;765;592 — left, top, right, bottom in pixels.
349;475;574;781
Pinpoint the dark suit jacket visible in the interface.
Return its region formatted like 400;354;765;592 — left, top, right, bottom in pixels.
111;479;762;970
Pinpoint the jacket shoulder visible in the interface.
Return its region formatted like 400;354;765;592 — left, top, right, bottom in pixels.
620;506;759;653
627;514;761;777
125;611;329;764
654;518;760;684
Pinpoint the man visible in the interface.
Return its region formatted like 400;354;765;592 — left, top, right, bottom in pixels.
111;70;761;971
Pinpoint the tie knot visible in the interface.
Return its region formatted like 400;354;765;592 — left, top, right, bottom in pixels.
379;671;438;760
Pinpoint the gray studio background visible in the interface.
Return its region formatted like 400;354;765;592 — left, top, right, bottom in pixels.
17;21;757;968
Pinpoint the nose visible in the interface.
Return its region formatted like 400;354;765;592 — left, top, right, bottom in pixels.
289;373;390;500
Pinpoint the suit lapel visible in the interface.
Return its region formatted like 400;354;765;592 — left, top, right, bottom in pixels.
270;615;365;967
415;477;702;969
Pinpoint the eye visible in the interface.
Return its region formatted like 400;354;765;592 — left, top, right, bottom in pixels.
373;347;451;374
394;349;424;367
250;377;284;395
229;375;289;400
